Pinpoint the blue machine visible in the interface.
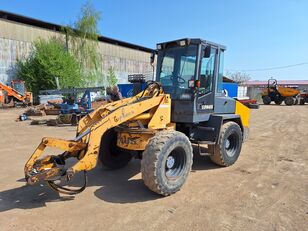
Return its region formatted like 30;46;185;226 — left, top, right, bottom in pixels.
59;90;94;114
79;90;93;112
58;103;79;114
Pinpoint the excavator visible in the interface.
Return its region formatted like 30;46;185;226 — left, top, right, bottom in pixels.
0;80;32;107
24;38;250;196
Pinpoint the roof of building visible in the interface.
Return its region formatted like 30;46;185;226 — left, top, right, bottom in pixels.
223;76;236;83
0;10;154;53
243;80;308;86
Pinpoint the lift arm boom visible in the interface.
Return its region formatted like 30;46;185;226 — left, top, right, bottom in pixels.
0;82;25;101
24;83;171;187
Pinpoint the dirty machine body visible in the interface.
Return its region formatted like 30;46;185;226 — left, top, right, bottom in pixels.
25;38;250;196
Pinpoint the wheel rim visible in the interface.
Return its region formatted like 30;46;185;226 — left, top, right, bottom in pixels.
165;147;187;180
224;133;238;157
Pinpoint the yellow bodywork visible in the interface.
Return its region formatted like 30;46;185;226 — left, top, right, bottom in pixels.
117;131;155;150
235;101;250;141
24;83;250;189
116;123;176;150
235;101;250;128
262;86;299;97
24;85;173;184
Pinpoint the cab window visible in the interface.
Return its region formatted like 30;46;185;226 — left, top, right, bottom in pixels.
217;50;224;93
199;47;217;95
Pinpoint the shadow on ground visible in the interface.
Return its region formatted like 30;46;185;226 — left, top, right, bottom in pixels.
0;183;74;212
0;146;219;212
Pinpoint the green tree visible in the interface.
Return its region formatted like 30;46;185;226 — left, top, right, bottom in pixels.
64;2;103;85
107;67;118;87
16;38;83;95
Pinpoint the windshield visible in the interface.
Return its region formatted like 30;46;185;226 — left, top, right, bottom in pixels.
156;45;198;97
13;82;25;95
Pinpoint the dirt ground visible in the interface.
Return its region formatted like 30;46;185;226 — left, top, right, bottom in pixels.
0;105;307;231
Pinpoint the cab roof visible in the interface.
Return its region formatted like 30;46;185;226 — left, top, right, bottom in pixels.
156;38;226;51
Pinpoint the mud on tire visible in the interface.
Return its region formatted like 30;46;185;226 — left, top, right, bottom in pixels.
141;130;193;196
209;121;243;166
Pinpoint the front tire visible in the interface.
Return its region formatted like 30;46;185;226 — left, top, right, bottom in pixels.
141;130;193;196
99;129;132;169
209;121;243;166
262;96;271;105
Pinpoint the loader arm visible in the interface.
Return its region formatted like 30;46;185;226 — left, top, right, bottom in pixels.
0;81;25;102
70;94;168;172
24;83;171;189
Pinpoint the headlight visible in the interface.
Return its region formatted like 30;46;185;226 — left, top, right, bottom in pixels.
179;40;186;46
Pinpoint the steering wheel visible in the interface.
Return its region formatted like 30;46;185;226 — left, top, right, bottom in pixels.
164;75;186;84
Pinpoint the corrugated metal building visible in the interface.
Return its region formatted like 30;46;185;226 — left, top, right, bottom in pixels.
0;10;154;85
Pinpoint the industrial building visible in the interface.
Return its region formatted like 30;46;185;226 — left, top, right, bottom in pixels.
0;10;154;85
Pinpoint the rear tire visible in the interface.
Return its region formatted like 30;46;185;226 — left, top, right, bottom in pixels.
284;97;294;106
99;129;132;169
141;130;193;196
262;96;271;105
300;98;305;105
209;122;243;166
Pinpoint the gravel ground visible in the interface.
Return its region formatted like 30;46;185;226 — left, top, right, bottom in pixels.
0;105;307;231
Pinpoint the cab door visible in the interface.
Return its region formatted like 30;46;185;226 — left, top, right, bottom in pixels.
196;45;218;115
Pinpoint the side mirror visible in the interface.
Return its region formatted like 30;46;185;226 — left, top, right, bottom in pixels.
150;51;155;65
204;46;211;58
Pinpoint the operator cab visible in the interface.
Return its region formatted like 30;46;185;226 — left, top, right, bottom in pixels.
155;38;234;123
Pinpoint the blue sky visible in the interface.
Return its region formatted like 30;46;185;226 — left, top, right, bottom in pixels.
1;0;308;80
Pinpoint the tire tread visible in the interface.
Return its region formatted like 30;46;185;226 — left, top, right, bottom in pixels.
209;121;242;167
141;130;193;196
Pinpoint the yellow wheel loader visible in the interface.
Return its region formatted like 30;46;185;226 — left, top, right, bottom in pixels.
262;79;300;106
24;38;250;196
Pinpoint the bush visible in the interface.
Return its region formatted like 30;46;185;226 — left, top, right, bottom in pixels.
107;67;117;87
16;38;83;95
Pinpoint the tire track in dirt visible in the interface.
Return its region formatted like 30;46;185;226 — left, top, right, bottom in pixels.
210;106;308;230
